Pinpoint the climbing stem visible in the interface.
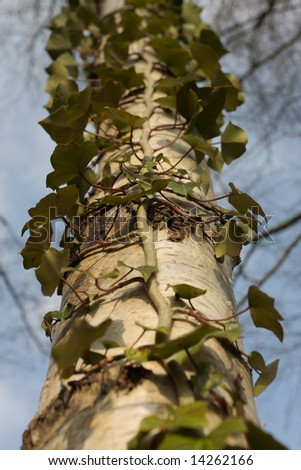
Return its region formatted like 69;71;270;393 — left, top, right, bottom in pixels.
137;201;173;343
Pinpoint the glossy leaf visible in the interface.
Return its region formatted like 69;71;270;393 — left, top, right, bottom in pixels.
221;122;248;164
183;134;218;161
136;265;158;282
28;185;78;220
150;324;240;360
248;286;284;342
104;107;147;129
35;248;70;296
47;141;98;189
52;318;112;371
190;42;220;79
246;421;287;450
177;86;200;119
168;180;196;197
168;283;207;299
140;402;208;432
229;183;265;218
254;359;279;396
46;29;72;59
215;219;244;259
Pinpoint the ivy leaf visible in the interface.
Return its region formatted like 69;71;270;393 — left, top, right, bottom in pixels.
215;219;244;259
21;230;51;269
135;265;157;282
104;107;147;130
177;86;200;119
46;28;72;59
254;358;279;392
182;134;218;161
45;54;78;96
47;141;98;189
168;180;196;197
167;283;207;299
90;81;125;113
39;87;91;144
154;96;176;112
229;183;265;218
248;350;266;371
190;42;221;79
248;286;284;342
140;402;208;432
199;26;228;58
150;37;190;76
187;88;226;139
138;177;170;194
104;40;129;68
206;417;247;449
52;318;112;372
41;306;74;337
221;122;248;164
28;185;78;220
248;351;279;396
150;324;240;360
35;248;70;296
246;421;288;450
125;347;150;363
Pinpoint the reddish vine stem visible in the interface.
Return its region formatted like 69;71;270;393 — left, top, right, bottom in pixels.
59;275;87;305
153;126;184;153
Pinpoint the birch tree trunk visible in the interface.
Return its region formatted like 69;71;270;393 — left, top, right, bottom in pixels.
22;0;263;450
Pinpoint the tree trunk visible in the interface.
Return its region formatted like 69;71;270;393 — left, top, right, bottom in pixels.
22;0;260;450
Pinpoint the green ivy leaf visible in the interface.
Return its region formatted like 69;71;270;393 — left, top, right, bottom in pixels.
154;96;176;112
150;324;240;360
90;81;125;114
190;42;221;79
215;219;245;259
125;347;150;363
246;421;288;450
47;141;98;189
150;37;190;76
167;283;207;299
135;265;158;282
35;248;70;296
206;417;247;449
21;230;51;269
46;28;72;59
104;40;129;68
248;350;266;371
229;183;265;218
104;107;147;129
52;318;112;372
177;86;200;119
168;180;196;197
45;54;78;96
248;286;284;342
42;306;74;336
249;351;279;396
182;134;218;161
186;88;226;139
221;122;248;164
28;185;78;221
199;26;228;58
140;402;208;432
39;87;91;144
